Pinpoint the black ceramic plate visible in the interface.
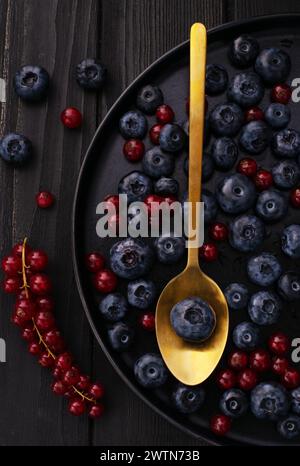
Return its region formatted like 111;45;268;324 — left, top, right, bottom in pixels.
73;15;300;445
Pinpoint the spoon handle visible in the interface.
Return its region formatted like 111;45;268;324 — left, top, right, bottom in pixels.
187;23;207;267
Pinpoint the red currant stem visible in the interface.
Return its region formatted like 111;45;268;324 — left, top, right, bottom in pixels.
32;318;56;359
21;237;30;298
72;385;95;403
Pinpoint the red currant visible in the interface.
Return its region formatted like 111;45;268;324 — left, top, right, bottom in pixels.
85;252;105;273
199;243;218;262
44;329;65;353
36;296;54;312
271;83;292;104
123;139;145;162
17;289;34;301
27;250;48;271
237;158;257;177
245;107;264;122
52;380;68;396
104;194;119;211
11;311;28;327
55;352;73;372
39;352;55;368
282;368;300;389
228;350;248;371
89;403;104;419
209;222;228;241
29;273;52;295
139;312;155;331
216;368;236;390
210;414;231;436
254;169;273;191
61;107;82;129
249;349;271;373
12;242;31;257
149;124;164;145
290;188;300;208
268;332;290;355
64;386;76;399
28;341;42;355
35;311;55;331
237;368;258;390
93;269;117;293
63;366;80;386
1;255;22;276
272;356;290;376
76;375;91;391
36;191;55;209
52;366;65;379
156;104;175;124
2;276;21;294
21;326;36;342
15;298;36;321
68;398;85;416
89;382;104;399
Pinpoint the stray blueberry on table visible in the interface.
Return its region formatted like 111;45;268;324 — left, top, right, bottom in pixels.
232;321;261;350
75;58;107;90
272;160;300;190
255;48;291;84
219;388;248;418
277;271;300;301
250;382;289;421
209;102;244;137
134;353;168;388
229;35;260;68
224;283;249;310
107;322;134;351
136;85;163;115
159;123;186;153
172;383;205;414
205;64;228;95
248;290;281;326
110;238;154;280
14;65;49;101
0;133;32;165
227;71;264;108
119;110;148;139
99;293;128;322
118;170;153;202
127;279;156;309
247;252;282;286
239;121;269;155
229;214;265;252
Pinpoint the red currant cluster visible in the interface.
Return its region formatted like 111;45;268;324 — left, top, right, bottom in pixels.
2;238;104;419
211;332;300;436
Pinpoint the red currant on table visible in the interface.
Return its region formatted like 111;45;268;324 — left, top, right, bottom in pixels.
199;243;218;262
268;332;290;355
254;169;273;191
149;124;164;145
156;104;175;124
36;295;54;312
93;269;117;293
63;366;80;386
236;158;257;177
209;222;228;241
216;368;236;390
35;310;55;331
27;250;48;271
29;273;52;295
55;351;73;371
139;312;155;331
282;368;300;389
89;403;104;419
61;107;82;129
245;106;264;122
36;191;55;209
210;414;231;436
85;252;105;273
38;352;55;368
290;188;300;208
237;368;258;390
68;398;86;416
52;380;68;396
123;139;145;162
272;356;290;375
104;194;119;211
1;255;22;276
2;276;22;294
89;382;105;399
271;83;292;104
249;349;271;372
228;350;248;371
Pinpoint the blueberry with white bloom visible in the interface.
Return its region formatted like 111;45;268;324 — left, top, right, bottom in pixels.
248;291;281;326
247;252;282;286
224;283;249;310
281;224;300;258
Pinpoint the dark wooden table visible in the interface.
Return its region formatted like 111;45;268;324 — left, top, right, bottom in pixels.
0;0;299;447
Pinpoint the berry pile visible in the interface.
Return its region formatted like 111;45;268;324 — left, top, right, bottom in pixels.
2;239;104;419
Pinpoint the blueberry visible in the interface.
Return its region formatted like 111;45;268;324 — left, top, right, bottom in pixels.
205;64;228;95
256;189;287;223
127;279;156;309
229;214;265;252
75;58;107;90
202;189;218;224
228;72;264;108
211;137;238;170
247;252;282;286
118;171;153;202
281;224;300;258
272;160;300;189
99;293;128;321
142;148;175;179
209;102;244;137
232;321;261;350
110;238;154;279
265;103;290;129
224;283;249;310
172;383;205;414
255;48;291;84
271;129;300;158
277;272;300;301
239;121;269;155
119;110;148;139
159;124;186;153
134;353;168;388
107;322;134;351
291;387;300;415
184;153;214;181
14;65;49;101
251;382;289;421
154;234;185;264
154;177;179;196
219;388;248;418
216;173;256;215
170;297;216;343
0;133;32;165
136;85;163;115
229;35;260;68
248;291;281;326
277;415;300;439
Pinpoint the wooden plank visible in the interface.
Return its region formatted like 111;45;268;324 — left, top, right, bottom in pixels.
228;0;300;19
92;0;224;446
0;0;99;445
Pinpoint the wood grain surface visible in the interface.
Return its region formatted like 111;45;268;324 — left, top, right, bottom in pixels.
0;0;298;446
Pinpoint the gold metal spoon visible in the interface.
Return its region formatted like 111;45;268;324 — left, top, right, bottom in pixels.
155;23;229;386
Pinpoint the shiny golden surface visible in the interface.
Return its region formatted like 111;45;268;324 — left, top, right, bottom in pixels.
155;23;229;386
